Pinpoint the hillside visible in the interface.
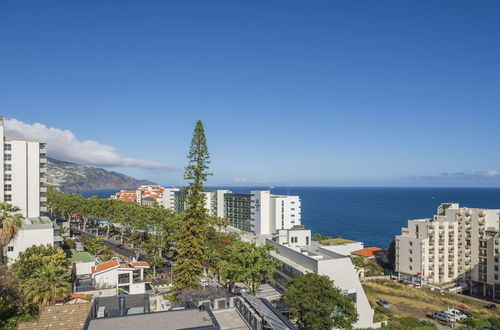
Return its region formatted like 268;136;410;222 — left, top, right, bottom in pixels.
46;157;156;191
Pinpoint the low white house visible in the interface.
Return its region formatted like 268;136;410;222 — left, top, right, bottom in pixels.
6;216;54;263
267;227;380;329
69;249;96;276
91;258;150;295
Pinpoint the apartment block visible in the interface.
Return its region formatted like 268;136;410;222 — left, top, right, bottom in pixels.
0;117;47;218
266;226;379;329
1;117;55;262
395;203;499;288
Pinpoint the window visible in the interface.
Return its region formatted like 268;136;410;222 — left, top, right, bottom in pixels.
4;164;11;171
4;174;11;181
4;144;11;151
4;195;11;201
7;246;13;252
409;242;413;246
4;184;11;191
4;154;11;161
118;273;130;284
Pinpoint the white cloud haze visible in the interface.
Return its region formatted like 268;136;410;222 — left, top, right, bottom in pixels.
5;118;175;171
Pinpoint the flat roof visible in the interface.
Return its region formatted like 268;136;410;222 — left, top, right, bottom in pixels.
70;249;95;263
5;136;42;142
87;309;218;330
21;216;53;230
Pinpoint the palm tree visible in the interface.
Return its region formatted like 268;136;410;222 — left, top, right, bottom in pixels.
0;202;23;264
22;264;70;306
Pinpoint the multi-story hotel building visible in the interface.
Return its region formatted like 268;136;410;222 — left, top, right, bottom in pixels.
395;203;499;288
475;228;500;300
0;117;55;262
0;117;47;217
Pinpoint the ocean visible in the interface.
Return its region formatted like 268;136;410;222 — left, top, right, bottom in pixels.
80;187;500;250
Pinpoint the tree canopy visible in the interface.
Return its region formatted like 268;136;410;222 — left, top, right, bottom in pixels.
282;273;358;330
174;120;212;291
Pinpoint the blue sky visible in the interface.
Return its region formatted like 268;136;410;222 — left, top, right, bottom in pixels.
1;1;500;186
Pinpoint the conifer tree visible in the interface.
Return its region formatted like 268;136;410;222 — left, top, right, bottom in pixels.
174;120;212;290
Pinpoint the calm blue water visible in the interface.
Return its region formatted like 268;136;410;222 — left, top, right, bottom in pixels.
80;187;500;250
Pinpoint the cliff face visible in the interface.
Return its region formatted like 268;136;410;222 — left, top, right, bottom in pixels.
46;157;156;191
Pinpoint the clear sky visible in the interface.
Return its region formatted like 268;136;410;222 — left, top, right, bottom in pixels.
1;1;500;186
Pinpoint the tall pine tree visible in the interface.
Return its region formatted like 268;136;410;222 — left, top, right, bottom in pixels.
174;120;212;290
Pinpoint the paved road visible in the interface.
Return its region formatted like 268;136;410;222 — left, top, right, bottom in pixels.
72;228;147;260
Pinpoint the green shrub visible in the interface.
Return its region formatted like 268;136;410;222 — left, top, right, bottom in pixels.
163;295;175;301
488;317;500;326
64;239;76;249
466;318;492;328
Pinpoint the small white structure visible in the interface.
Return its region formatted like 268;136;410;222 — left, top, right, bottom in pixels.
267;227;380;329
91;258;150;295
6;216;54;262
251;190;301;235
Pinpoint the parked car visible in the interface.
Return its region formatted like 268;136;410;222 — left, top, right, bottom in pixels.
454;307;472;317
447;308;467;321
485;303;497;310
377;299;390;308
430;311;453;322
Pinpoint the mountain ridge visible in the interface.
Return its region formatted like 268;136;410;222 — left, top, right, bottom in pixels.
47;157;156;191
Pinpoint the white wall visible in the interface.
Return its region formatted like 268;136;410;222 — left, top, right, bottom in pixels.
271;195;301;231
75;261;96;276
160;188;179;210
6;226;53;261
215;189;231;218
251;191;271;235
5;139;41;218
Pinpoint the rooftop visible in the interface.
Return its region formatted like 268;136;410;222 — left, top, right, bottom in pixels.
21;216;53;230
17;302;91;330
87;308;218;330
351;247;387;258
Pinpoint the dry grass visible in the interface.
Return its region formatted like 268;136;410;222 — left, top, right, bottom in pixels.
362;279;500;327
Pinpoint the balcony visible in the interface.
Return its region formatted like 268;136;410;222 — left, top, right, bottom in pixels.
39;147;47;154
40;157;47;163
40;167;47;173
40;206;47;212
40;196;47;202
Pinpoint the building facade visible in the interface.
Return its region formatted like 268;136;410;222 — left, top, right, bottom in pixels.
395;203;500;288
1;117;55;263
266;226;378;329
0;117;47;218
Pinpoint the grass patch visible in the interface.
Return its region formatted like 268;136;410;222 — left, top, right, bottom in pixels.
362;279;500;328
321;237;357;245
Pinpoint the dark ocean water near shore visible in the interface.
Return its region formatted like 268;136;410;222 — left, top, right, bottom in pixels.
80;187;500;250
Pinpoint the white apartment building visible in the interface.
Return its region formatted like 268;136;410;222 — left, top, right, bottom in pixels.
395;203;499;287
266;226;379;329
0;117;55;263
251;190;301;235
0;117;47;218
160;188;180;210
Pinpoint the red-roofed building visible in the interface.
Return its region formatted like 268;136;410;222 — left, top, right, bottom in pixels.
90;258;150;295
351;247;388;263
109;185;180;209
